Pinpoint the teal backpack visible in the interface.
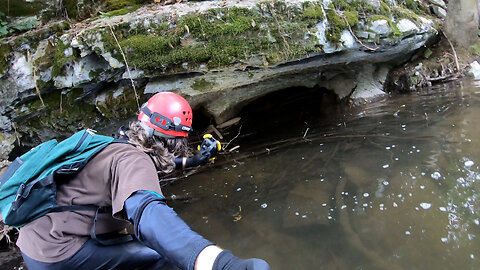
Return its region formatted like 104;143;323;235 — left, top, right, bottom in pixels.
0;129;121;228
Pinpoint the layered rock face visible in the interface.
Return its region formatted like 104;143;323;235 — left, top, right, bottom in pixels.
0;0;439;159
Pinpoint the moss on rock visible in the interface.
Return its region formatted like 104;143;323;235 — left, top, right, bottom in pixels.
302;2;325;21
0;43;11;75
19;88;98;133
0;0;46;17
325;6;347;44
392;5;421;24
191;78;216;91
368;15;402;37
107;4;323;73
52;39;76;77
96;86;146;119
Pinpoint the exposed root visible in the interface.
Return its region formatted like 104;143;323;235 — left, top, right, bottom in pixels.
342;16;379;52
0;221;16;244
11;123;20;146
108;24;140;110
442;32;460;73
32;67;45;107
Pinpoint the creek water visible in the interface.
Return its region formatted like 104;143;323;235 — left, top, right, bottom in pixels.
165;79;480;270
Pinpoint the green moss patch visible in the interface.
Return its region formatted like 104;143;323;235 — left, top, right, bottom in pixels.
325;8;347;44
52;39;76;77
20;88;98;133
303;2;325;21
326;0;368;44
100;8;133;18
33;41;56;73
0;43;11;75
0;0;46;17
191;78;216;91
332;0;376;14
392;5;421;24
101;4;324;73
62;0;146;20
96;86;146;119
368;14;402;37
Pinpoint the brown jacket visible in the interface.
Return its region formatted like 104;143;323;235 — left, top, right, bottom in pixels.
17;143;163;263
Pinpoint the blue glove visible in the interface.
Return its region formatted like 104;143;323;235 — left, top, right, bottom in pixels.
213;250;270;270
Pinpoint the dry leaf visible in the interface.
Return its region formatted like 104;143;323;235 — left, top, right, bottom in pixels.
251;19;256;28
180;37;195;47
184;24;190;34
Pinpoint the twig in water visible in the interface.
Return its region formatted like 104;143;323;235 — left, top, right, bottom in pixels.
159;167;199;185
426;74;457;82
303;127;310;139
228;145;240;152
223;125;242;151
108;24;140;110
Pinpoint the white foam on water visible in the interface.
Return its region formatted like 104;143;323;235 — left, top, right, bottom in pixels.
420;203;432;209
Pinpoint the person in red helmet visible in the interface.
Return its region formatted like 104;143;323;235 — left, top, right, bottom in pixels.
16;92;270;270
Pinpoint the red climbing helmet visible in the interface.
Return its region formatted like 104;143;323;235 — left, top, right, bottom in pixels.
138;92;193;137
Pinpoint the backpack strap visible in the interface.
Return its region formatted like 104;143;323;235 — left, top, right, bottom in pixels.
50;204;134;245
115;126;130;141
0;157;23;187
11;174;55;212
90;206;134;245
50;204;101;212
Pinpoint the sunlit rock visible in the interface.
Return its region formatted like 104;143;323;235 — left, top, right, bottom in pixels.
367;19;393;37
0;132;15;160
468;61;480;80
53;55;112;88
397;19;420;36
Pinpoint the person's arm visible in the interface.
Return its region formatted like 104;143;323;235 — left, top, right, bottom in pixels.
175;135;221;170
124;191;269;270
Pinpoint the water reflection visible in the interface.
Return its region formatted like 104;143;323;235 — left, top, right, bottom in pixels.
166;80;480;270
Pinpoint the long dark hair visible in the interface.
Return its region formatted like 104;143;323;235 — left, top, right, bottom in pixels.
125;121;190;174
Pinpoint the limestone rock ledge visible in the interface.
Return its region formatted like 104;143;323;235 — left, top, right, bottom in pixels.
0;0;439;159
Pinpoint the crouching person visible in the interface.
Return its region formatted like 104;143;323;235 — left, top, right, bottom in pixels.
17;92;270;270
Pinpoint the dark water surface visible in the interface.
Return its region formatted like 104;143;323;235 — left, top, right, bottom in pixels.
166;79;480;270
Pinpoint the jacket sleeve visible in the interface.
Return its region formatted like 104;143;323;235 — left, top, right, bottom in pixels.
124;190;213;270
